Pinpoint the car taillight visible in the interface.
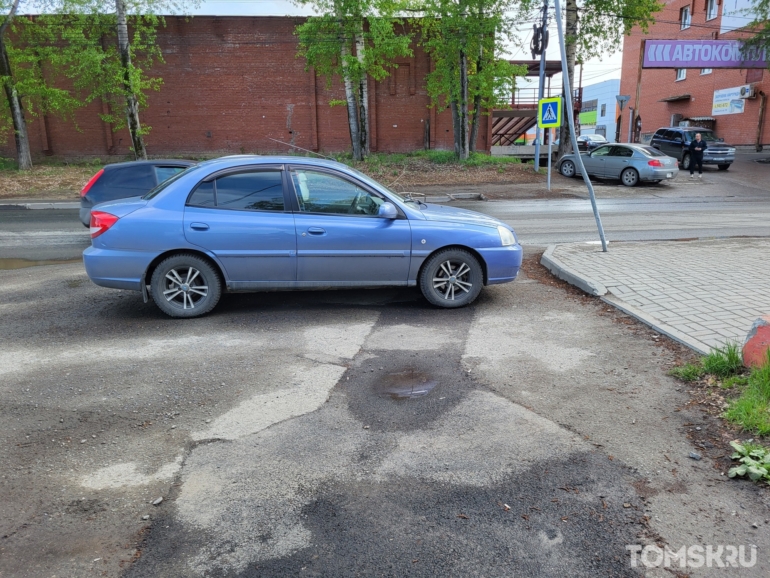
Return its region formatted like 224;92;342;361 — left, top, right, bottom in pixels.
647;159;663;167
81;169;104;197
90;211;119;238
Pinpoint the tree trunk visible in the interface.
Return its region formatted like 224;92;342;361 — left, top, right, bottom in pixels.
458;49;469;160
0;1;32;170
450;100;461;156
340;39;362;161
355;31;369;158
469;93;482;154
558;0;578;159
116;0;146;160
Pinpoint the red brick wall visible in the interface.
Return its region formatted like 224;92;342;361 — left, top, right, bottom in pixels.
619;1;768;146
2;16;489;160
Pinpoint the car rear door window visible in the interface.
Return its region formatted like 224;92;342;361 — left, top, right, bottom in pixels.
215;171;285;211
155;166;186;183
187;181;216;207
610;146;634;157
591;145;612;157
106;165;156;190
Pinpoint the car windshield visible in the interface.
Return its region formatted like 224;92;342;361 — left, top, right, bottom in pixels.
639;146;666;157
344;165;411;203
684;131;718;142
143;165;197;199
589;135;607;141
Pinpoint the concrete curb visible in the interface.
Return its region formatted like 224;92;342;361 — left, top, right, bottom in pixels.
601;294;711;356
0;201;79;210
539;245;607;296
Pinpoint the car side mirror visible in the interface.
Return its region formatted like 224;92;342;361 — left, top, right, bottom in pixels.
378;202;398;219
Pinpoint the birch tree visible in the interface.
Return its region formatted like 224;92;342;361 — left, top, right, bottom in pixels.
554;0;661;156
296;0;412;160
417;0;526;159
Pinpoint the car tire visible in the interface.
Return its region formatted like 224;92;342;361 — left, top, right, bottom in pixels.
620;167;639;187
718;164;730;171
560;160;576;178
681;153;691;171
150;254;222;318
419;248;483;309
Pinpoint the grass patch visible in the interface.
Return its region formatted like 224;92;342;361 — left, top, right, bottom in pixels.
724;351;770;436
721;375;749;389
668;363;705;382
702;341;743;377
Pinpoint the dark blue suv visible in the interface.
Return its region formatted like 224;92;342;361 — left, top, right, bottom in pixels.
649;127;735;171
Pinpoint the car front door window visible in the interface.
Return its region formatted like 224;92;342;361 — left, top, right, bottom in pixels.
291;170;384;216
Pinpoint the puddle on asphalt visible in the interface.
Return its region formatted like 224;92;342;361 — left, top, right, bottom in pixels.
0;257;80;270
374;369;438;400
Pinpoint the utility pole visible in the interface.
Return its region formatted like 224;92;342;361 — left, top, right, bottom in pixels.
531;0;549;171
554;0;608;251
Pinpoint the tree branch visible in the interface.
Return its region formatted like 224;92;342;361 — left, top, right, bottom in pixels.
0;0;22;39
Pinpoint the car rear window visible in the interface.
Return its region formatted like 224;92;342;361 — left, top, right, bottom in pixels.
639;146;666;157
155;166;187;183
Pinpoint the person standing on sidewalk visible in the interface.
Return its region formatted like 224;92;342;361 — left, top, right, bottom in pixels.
689;133;707;178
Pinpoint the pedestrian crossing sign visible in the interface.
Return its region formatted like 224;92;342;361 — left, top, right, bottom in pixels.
538;97;562;129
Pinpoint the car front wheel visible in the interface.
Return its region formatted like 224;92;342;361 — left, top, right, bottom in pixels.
419;249;483;308
150;254;222;318
560;160;576;178
620;167;639;187
681;153;691;170
718;164;731;171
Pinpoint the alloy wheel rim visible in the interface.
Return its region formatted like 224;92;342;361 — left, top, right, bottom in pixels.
432;260;472;301
623;171;636;185
163;266;208;309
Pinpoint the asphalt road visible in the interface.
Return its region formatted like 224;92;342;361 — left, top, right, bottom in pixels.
4;258;770;577
1;191;769;264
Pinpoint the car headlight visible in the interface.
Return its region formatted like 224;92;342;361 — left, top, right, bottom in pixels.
497;225;516;246
726;148;736;154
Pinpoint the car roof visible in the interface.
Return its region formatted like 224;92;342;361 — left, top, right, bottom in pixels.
658;126;714;132
102;159;196;171
192;155;355;172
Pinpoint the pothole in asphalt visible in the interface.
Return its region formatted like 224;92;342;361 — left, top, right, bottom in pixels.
0;257;80;270
374;368;438;400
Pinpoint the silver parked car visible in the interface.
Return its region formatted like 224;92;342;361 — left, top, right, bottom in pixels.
558;144;679;187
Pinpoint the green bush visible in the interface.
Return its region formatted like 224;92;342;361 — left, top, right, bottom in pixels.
724;350;770;436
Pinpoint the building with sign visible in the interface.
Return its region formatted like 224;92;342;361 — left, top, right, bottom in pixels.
578;80;621;141
619;0;768;148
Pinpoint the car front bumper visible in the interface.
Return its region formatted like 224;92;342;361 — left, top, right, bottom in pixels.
477;244;524;284
702;154;735;165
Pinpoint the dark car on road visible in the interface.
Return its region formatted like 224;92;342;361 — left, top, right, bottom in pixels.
576;134;609;152
80;160;195;226
649;127;735;171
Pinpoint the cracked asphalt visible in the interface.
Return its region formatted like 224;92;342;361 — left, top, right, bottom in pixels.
1;254;768;577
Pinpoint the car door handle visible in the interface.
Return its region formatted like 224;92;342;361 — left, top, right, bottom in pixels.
307;227;326;235
190;223;209;231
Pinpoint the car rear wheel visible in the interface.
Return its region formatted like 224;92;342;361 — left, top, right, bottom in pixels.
150;254;221;318
560;160;576;178
718;164;731;171
419;249;483;308
681;153;691;171
620;167;639;187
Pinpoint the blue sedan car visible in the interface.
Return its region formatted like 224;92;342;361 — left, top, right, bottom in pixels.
83;156;522;318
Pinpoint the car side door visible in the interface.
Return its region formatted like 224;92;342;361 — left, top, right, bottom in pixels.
183;166;297;285
288;167;412;285
583;145;612;177
603;145;635;179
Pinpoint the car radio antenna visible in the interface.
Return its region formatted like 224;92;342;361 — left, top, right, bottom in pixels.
267;138;334;160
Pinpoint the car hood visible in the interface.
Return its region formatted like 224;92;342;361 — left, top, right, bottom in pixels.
92;196;148;218
417;203;506;228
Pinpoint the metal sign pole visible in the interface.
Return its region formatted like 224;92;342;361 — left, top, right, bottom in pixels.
547;133;552;191
553;0;608;252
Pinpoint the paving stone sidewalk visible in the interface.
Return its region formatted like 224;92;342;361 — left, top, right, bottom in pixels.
541;238;770;354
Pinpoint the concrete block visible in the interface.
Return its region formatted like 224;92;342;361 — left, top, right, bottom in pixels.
743;315;770;368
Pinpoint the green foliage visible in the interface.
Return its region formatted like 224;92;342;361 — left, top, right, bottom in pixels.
668;363;704;382
569;0;663;62
414;0;527;115
728;440;770;484
724;350;770;436
703;342;744;378
722;375;749;389
734;0;770;58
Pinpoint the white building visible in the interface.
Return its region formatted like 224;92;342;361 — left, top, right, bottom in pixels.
578;79;621;141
